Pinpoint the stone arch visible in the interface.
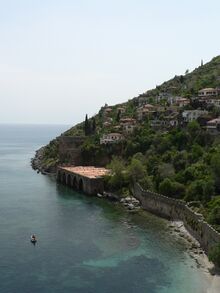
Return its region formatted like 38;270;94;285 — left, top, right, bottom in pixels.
72;176;77;189
67;174;72;186
57;170;62;182
79;178;84;192
62;172;66;184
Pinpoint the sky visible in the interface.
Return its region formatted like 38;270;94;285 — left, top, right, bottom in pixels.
0;0;219;125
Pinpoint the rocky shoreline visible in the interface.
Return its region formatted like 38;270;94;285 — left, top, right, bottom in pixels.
32;162;220;290
31;147;45;172
96;190;220;291
169;221;220;293
97;191;213;268
31;147;56;175
97;192;141;212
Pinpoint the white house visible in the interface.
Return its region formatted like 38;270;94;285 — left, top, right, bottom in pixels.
206;118;220;135
100;133;124;145
206;99;220;108
198;88;220;98
182;110;208;122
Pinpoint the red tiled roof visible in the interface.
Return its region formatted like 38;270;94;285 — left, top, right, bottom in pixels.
59;166;110;179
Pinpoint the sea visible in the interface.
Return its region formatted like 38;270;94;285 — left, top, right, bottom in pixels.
0;124;211;293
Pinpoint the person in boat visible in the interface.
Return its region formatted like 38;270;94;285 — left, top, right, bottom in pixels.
31;234;36;241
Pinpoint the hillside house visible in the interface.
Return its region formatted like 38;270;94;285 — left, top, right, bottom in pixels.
198;88;220;98
164;112;179;127
100;133;124;145
150;119;166;129
175;97;190;107
120;118;137;134
137;104;156;121
113;125;121;131
206;118;220;135
103;121;112;128
117;107;126;114
182;110;208;123
206;99;220;108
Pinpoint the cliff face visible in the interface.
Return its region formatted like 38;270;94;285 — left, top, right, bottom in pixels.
31;136;85;174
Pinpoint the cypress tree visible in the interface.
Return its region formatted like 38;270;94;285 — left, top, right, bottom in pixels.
92;117;96;134
116;110;121;122
84;114;90;136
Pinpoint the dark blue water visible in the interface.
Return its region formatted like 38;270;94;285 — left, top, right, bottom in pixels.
0;124;210;293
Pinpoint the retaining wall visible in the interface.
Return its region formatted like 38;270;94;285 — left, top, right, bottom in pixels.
133;183;220;254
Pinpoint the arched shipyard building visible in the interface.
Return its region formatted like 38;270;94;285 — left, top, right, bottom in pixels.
57;166;109;195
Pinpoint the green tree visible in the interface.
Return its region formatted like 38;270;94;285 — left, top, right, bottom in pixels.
187;121;200;138
116;110;121;122
185;178;214;202
128;158;147;183
211;153;220;176
189;144;204;163
209;244;220;267
207;197;220;226
106;157;126;190
139;175;154;190
210;152;220;192
159;178;173;196
208;207;220;226
91;117;96;134
173;151;188;172
159;178;185;198
173;130;189;150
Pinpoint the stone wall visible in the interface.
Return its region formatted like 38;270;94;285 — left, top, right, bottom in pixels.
58;136;85;165
133;183;220;254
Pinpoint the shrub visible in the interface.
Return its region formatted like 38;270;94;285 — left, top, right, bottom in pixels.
185;178;214;202
159;178;185;198
209;244;220;267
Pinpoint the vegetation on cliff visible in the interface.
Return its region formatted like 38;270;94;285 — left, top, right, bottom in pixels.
34;55;220;233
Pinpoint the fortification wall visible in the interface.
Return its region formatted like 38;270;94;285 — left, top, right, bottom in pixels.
133;183;220;254
58;136;85;165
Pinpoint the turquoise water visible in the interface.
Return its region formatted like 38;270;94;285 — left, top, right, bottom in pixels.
0;124;210;293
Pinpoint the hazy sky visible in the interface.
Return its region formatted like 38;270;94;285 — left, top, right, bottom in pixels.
0;0;219;125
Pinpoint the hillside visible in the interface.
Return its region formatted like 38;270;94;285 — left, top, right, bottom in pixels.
33;55;220;172
140;55;220;98
32;55;220;234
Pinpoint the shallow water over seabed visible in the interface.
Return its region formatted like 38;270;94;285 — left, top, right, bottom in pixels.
0;124;210;293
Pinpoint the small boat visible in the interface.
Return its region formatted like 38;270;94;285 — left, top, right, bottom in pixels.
30;235;37;243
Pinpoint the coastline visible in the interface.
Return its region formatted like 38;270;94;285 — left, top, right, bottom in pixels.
169;221;220;293
32;160;220;292
96;192;220;292
31;147;57;175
